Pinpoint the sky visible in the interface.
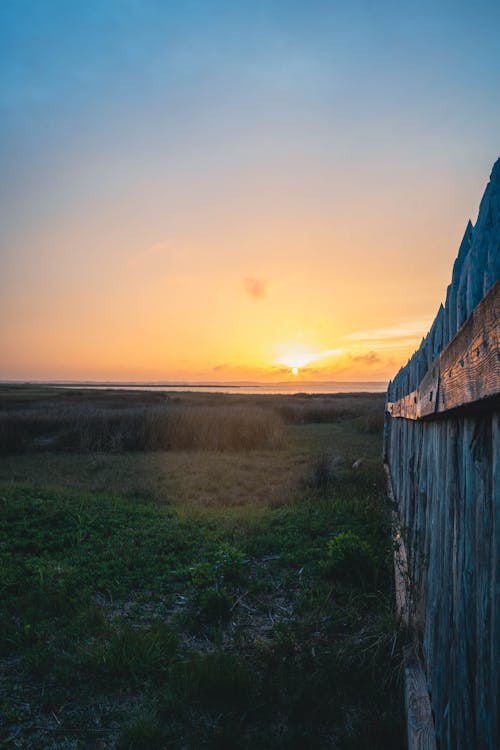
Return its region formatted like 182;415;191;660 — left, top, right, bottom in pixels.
1;0;499;383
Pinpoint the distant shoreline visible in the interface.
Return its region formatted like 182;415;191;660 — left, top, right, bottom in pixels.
0;380;388;387
0;380;388;395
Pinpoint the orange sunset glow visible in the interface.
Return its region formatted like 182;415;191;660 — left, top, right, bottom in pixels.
1;2;498;386
1;5;499;746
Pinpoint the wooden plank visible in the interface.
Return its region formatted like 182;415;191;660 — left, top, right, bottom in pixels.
436;280;499;412
385;464;437;749
394;526;409;627
386;389;418;419
387;280;500;420
384;163;500;748
405;652;438;750
387;410;500;749
415;368;440;419
384;464;410;627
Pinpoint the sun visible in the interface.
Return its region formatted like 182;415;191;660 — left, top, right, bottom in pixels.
291;367;299;376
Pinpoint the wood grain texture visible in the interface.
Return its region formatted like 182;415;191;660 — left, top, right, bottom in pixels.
386;464;437;748
384;464;410;628
404;648;438;750
436;279;499;412
385;410;500;749
387;159;500;404
387;280;499;420
384;161;499;749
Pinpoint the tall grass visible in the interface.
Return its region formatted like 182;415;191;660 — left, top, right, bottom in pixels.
0;387;385;455
0;403;285;454
273;393;386;425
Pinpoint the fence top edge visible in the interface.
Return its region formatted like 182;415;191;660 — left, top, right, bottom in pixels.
386;280;500;419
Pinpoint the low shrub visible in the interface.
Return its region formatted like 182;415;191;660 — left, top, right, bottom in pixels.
324;531;378;588
188;543;247;624
82;622;179;682
198;586;233;623
308;453;337;494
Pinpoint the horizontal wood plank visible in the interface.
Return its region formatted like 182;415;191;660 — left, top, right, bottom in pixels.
387;280;499;420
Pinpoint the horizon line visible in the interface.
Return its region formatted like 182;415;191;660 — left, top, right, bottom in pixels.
1;378;389;387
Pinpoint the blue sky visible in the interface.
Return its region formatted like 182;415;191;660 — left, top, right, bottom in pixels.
1;0;499;380
2;0;499;183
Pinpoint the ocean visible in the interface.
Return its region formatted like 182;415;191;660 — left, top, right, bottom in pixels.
49;381;388;395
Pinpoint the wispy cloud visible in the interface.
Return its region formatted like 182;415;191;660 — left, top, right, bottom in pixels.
244;277;267;300
344;319;432;349
349;351;381;365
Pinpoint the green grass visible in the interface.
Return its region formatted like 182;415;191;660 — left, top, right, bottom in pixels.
0;391;403;749
0;422;384;510
0;486;403;748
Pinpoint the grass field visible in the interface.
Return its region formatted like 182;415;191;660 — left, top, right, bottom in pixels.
0;387;403;749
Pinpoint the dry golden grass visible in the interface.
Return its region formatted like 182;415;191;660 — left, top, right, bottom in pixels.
0;422;381;509
0;387;384;509
0;403;285;454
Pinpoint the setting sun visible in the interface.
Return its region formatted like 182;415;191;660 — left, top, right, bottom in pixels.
0;2;497;390
0;3;497;747
274;348;344;373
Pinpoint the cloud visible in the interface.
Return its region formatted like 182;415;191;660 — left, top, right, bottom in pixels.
244;277;267;300
344;318;432;349
349;351;382;366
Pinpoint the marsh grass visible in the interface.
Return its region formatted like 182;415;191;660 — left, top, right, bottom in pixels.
0;403;286;454
273;393;385;426
0;418;384;510
0;386;385;456
0;388;403;749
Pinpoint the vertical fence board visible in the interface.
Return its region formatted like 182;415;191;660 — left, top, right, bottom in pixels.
384;159;499;750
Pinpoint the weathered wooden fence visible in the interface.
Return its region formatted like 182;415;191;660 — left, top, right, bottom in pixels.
384;159;500;750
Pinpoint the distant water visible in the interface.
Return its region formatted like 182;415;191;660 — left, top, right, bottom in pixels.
50;381;388;395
